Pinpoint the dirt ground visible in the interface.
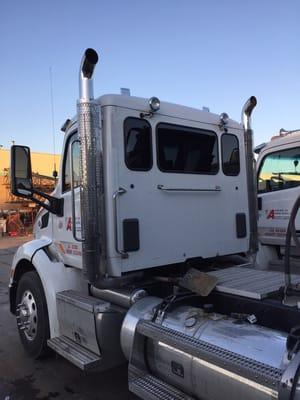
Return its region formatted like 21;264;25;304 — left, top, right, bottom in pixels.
0;236;137;400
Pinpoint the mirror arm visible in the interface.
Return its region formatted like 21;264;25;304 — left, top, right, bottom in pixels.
30;188;64;216
29;196;57;214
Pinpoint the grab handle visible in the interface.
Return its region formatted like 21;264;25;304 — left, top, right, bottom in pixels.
113;187;128;258
157;184;221;192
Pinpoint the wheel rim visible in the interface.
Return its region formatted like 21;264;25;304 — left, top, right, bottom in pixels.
17;290;38;341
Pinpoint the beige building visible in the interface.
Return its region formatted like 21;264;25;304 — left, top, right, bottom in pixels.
0;148;60;210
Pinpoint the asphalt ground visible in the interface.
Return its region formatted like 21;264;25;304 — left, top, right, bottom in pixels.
0;236;137;400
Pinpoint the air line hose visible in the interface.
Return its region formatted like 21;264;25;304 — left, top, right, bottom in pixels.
284;195;300;291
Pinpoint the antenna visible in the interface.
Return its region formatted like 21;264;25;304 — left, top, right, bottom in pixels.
49;67;58;180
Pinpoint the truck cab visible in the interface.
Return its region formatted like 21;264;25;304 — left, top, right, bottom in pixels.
257;131;300;264
35;94;250;277
10;48;300;400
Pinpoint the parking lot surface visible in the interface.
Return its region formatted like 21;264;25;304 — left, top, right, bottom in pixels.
0;236;137;400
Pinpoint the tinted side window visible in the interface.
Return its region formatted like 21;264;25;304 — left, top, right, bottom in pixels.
63;133;80;192
258;147;300;193
157;123;218;174
222;134;240;176
124;118;152;171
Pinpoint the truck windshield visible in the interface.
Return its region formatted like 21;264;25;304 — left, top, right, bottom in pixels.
156;123;218;174
258;147;300;193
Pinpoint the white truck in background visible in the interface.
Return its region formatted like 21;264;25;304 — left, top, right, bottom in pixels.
8;48;300;400
257;131;300;267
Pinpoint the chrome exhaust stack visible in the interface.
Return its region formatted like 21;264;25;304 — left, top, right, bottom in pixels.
242;96;258;254
77;48;106;283
79;48;98;100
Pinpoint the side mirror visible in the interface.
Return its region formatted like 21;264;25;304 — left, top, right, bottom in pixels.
10;145;64;216
11;145;33;198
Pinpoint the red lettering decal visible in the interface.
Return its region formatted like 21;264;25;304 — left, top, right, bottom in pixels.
66;217;72;231
267;210;275;219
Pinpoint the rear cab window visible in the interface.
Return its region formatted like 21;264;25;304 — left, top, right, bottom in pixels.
221;134;240;176
156;123;219;174
124;117;152;171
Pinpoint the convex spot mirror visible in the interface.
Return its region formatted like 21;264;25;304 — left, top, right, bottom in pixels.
11;145;33;198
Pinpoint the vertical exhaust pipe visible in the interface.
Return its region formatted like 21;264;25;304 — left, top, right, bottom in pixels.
79;48;98;100
77;48;106;283
242;96;258;254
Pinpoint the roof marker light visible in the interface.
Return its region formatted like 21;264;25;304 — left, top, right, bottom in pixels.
149;97;160;112
120;88;131;96
61;118;71;132
219;112;229;126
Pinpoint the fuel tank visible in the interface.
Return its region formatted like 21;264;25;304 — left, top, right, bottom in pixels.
121;297;300;400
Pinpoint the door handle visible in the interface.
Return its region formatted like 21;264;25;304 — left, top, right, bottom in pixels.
113;187;128;259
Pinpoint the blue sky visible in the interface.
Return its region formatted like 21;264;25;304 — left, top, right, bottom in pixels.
1;0;300;154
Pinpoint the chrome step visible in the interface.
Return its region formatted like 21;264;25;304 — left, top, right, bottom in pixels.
129;365;194;400
47;335;101;371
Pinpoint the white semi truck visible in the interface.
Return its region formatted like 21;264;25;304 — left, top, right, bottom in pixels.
256;131;300;265
8;49;300;400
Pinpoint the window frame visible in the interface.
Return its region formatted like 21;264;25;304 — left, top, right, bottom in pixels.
257;146;300;194
62;130;79;193
123;117;153;172
221;133;240;176
156;122;219;175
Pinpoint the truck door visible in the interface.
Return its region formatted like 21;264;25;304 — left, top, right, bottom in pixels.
52;132;82;268
258;145;300;246
112;109;248;273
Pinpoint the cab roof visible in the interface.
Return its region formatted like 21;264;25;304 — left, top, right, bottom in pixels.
95;94;243;131
259;130;300;154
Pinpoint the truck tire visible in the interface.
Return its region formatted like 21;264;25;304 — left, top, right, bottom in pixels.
15;271;50;358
